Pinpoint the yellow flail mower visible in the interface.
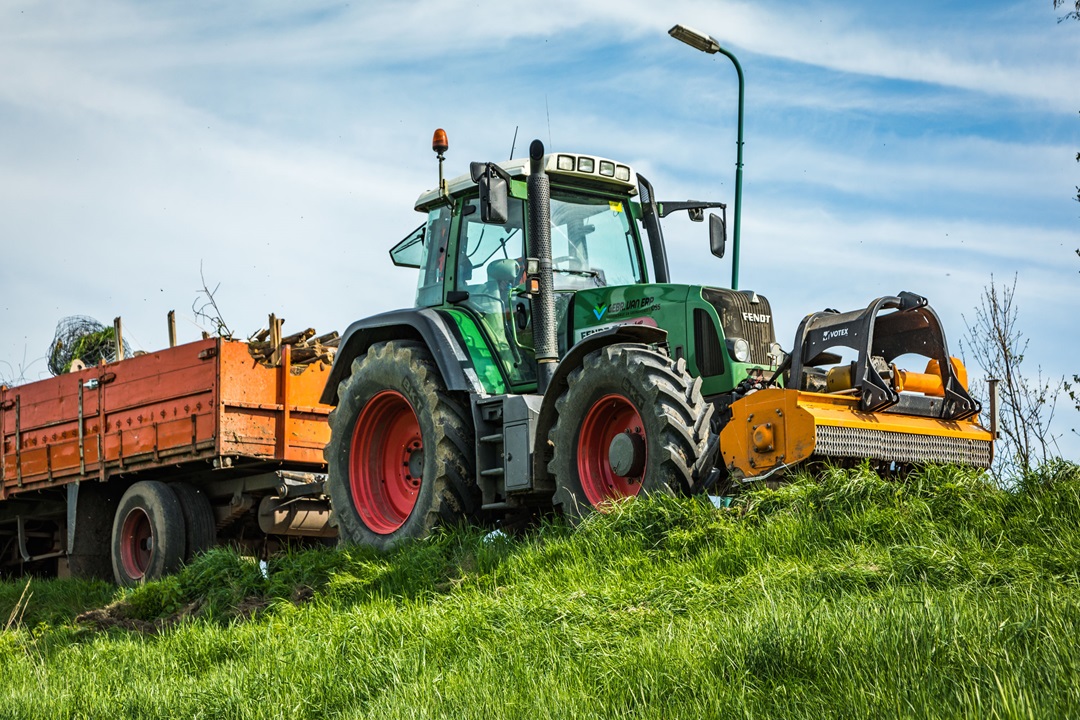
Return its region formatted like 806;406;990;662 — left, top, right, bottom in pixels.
719;291;994;483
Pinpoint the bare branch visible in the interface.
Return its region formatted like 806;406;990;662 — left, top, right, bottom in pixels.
191;261;233;339
962;275;1062;475
1053;0;1080;21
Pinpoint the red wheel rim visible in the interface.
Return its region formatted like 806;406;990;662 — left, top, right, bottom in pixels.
349;390;423;534
577;394;647;507
120;507;153;580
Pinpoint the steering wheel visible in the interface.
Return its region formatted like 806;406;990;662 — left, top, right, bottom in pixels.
464;282;507;310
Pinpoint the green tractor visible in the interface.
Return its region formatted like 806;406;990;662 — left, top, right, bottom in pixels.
320;131;992;548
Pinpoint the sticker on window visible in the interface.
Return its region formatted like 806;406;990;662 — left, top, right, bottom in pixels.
608;201;623;213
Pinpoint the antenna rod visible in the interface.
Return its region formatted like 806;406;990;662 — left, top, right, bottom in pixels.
545;97;552;148
509;126;519;160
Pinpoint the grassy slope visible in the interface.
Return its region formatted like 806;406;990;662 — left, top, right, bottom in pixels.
0;463;1078;719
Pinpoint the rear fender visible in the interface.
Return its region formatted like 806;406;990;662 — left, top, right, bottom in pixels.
319;309;483;405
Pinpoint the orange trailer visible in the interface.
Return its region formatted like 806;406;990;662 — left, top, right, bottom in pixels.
0;337;334;583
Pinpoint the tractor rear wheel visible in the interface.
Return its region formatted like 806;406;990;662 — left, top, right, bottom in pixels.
549;343;712;519
325;340;478;551
111;481;187;586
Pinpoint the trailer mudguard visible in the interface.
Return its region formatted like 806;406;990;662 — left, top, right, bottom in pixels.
530;324;669;486
320;308;484;405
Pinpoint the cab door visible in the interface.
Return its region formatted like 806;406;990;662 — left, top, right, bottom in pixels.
452;196;537;389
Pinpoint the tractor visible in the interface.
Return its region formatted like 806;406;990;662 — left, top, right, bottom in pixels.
319;131;993;548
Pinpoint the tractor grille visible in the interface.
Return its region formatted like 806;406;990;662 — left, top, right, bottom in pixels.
700;288;775;365
694;308;724;376
814;425;993;468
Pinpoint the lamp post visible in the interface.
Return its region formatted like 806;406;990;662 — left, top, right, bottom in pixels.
668;23;745;290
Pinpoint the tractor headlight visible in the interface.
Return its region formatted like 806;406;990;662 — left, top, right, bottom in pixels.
727;337;750;363
768;342;788;368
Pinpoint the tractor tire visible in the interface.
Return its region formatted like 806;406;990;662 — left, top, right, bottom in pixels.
170;482;217;563
325;340;478;551
549;343;712;520
111;481;187;586
67;484;116;581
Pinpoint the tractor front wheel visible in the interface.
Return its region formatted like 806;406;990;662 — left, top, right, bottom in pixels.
325;341;478;551
549;343;712;519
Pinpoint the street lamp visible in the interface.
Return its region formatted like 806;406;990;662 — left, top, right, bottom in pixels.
669;23;745;290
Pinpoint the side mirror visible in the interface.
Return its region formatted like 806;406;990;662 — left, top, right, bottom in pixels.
709;212;726;259
471;161;509;225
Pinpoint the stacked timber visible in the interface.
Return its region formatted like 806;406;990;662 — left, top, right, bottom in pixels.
247;313;339;371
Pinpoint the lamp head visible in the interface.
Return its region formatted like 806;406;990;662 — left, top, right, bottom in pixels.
668;24;721;54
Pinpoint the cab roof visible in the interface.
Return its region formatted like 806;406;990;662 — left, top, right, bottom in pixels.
415;153;638;211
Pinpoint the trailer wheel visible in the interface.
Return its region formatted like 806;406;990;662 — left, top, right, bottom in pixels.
171;483;217;563
67;485;116;580
325;340;478;551
111;481;186;586
549;343;712;520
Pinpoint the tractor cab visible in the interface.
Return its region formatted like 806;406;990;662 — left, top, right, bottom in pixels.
391;152;644;390
389;145;750;398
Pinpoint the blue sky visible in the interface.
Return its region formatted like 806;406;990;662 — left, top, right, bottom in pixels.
1;1;1077;454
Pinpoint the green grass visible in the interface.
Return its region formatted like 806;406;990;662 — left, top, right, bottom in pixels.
0;461;1078;719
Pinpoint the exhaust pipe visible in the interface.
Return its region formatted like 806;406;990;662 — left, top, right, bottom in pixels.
528;139;557;394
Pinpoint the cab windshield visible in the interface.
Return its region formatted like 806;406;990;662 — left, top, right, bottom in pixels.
550;190;644;289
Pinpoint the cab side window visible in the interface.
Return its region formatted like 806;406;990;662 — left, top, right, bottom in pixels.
455;197;526;299
414;206;453;307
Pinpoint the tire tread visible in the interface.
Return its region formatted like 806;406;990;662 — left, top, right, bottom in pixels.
325;340;478;549
549;343;712;518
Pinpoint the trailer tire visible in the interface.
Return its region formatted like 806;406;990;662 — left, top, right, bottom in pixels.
549;343;712;520
111;481;186;586
325;340;478;551
67;485;116;581
171;483;217;563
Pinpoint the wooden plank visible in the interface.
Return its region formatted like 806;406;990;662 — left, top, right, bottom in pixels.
167;310;177;348
269;314;283;366
281;328;315;346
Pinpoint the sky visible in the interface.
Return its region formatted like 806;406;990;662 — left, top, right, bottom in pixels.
1;1;1078;456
